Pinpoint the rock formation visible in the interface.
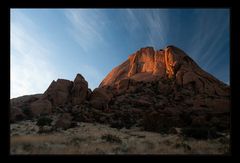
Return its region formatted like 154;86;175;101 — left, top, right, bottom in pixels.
71;74;88;105
55;113;73;130
10;45;230;133
89;88;113;110
42;79;73;107
100;46;229;97
11;74;89;121
10;94;42;122
30;99;52;117
97;45;230;131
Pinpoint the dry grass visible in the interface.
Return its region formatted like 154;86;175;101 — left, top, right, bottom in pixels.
11;135;66;144
10;122;230;155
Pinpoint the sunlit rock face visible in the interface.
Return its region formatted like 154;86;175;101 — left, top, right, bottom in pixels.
95;45;230;130
99;45;230;98
99;46;176;87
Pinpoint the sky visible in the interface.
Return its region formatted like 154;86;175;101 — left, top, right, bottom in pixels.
10;9;230;98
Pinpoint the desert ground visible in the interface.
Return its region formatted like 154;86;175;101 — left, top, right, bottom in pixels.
10;117;230;155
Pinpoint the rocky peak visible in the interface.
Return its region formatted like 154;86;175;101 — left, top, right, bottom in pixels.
100;45;191;87
21;73;89;119
71;73;88;105
99;45;230;97
74;73;86;83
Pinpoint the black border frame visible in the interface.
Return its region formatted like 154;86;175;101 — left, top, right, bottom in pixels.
2;0;240;161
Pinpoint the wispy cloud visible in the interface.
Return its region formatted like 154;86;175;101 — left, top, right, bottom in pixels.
188;10;229;63
122;9;229;84
11;10;57;98
121;9;168;48
64;9;113;89
143;9;169;47
185;9;230;84
64;9;109;53
10;9;229;98
65;9;169;52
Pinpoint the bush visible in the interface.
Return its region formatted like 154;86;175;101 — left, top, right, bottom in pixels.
38;125;53;133
70;137;85;146
110;120;124;129
22;107;32;117
175;141;191;152
36;116;52;127
110;112;136;129
181;127;220;140
142;112;177;134
22;143;32;151
101;134;122;144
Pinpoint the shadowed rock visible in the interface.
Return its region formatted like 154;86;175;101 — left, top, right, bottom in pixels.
30;99;52;117
55;113;73;130
43;79;73;107
71;73;88;105
90;88;113;110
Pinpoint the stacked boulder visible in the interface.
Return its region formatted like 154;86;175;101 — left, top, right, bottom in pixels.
11;74;90;122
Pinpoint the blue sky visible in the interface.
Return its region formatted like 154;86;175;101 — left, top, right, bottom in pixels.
10;9;230;98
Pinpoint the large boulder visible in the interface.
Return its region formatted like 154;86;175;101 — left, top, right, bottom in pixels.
89;88;112;110
10;107;26;122
55;113;73;130
10;94;43;121
10;94;42;107
43;79;73;106
71;74;88;105
205;98;230;113
30;99;52;117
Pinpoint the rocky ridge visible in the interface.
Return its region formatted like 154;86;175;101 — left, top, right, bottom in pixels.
11;45;230;134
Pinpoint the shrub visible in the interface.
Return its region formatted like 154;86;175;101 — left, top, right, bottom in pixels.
101;134;122;144
70;137;85;146
181;127;220;140
36;116;52;127
22;107;32;118
110;113;136;129
110;120;124;129
175;141;191;152
38;125;53;133
142;112;177;134
22;143;32;151
209;115;230;132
